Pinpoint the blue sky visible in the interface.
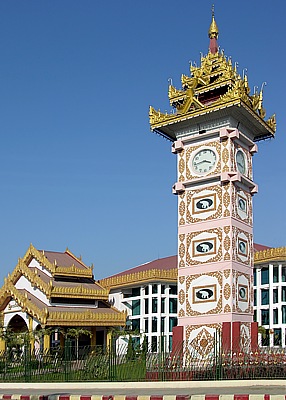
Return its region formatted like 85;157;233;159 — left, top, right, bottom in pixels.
0;0;285;283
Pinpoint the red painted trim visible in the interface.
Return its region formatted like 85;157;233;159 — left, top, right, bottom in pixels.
176;396;190;400
126;397;138;400
2;396;12;399
20;397;31;400
80;397;92;400
103;396;114;400
205;396;220;400
264;395;270;400
234;396;249;400
59;397;70;400
150;396;163;400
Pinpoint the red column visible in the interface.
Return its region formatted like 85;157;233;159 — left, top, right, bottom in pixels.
251;321;258;351
172;326;183;356
232;321;241;353
222;322;231;353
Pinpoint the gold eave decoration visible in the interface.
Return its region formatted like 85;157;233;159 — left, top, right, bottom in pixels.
47;309;126;327
0;281;48;324
5;258;108;300
150;50;276;141
51;286;109;300
254;247;286;264
23;244;93;278
99;268;177;290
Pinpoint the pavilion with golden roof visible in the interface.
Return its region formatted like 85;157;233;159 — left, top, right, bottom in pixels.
0;244;126;351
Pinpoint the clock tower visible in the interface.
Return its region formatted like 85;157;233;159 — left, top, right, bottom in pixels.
149;11;276;355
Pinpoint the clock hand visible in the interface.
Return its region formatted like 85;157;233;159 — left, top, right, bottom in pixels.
196;160;212;165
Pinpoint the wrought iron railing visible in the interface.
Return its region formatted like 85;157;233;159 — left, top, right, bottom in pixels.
0;340;286;382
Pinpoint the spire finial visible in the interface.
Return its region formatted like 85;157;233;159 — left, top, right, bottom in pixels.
208;5;219;54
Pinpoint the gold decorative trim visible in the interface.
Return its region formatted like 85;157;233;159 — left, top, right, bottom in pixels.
0;281;125;327
254;247;286;263
5;256;108;300
23;244;93;278
99;268;177;289
47;309;126;327
0;280;48;324
150;49;275;138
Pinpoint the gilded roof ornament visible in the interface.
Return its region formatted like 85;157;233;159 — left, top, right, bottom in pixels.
149;14;275;142
208;5;219;39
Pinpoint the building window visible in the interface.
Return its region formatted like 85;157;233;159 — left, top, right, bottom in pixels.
261;267;269;285
132;336;140;351
152;284;158;294
161;285;165;294
152;298;158;313
273;288;278;303
274;328;282;346
132;299;140;316
169;298;177;313
261;329;269;346
254;310;257;322
282;287;286;302
132;287;140;297
161;317;165;333
151;336;157;352
169;335;173;352
144;298;149;314
132;318;140;332
282;306;286;323
261;289;269;305
145;286;149;295
254;269;257;286
273;266;279;283
170;285;177;295
152;317;157;332
261;309;269;325
282;266;286;282
144;319;148;333
254;289;257;306
273;308;278;324
169;317;178;332
161;298;165;313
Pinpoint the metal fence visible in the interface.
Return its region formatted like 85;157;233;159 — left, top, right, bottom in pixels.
0;340;286;382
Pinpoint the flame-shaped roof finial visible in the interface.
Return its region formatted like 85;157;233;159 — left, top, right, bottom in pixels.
208;5;219;53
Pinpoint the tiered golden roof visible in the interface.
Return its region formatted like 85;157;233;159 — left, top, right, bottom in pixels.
149;14;276;141
0;244;126;327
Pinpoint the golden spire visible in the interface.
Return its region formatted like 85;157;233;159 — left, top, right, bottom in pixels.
208;5;219;39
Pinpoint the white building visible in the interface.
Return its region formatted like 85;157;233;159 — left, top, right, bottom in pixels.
253;246;286;347
99;256;178;352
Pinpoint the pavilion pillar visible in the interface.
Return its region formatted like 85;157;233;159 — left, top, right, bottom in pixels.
0;338;5;352
28;316;34;352
106;331;112;348
43;334;50;352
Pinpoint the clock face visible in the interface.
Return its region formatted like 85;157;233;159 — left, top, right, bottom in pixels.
236;149;246;175
192;148;217;175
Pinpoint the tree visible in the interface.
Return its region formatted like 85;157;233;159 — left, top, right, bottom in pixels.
126;335;135;361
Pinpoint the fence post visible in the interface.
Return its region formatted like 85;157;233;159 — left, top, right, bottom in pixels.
24;342;31;382
64;338;71;381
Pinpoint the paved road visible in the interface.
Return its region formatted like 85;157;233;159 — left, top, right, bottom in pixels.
0;381;285;396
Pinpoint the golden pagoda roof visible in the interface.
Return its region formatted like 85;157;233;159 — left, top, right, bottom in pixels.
4;244;109;300
0;284;125;327
149;21;276;142
24;244;94;278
